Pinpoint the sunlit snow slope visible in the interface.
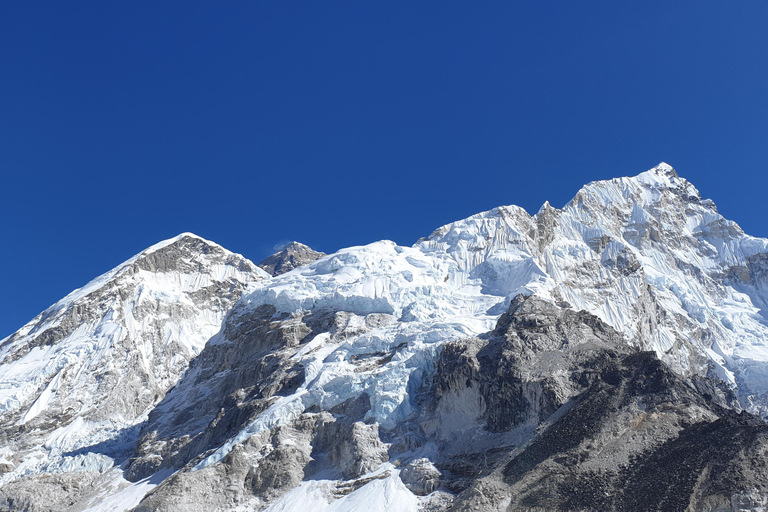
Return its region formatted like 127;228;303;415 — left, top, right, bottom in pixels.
0;234;267;486
421;163;768;404
221;162;768;437
124;164;768;511
3;164;768;512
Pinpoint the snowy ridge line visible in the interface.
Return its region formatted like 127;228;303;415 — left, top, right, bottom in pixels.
4;163;768;511
1;233;267;348
0;233;267;492
191;163;768;478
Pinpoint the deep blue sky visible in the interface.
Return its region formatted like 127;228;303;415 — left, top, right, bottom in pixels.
2;3;767;338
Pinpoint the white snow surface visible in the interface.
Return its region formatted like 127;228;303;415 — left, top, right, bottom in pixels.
0;233;266;487
5;164;768;510
261;465;419;512
199;164;768;474
82;467;174;512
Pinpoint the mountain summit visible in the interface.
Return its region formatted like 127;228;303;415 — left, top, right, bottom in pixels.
2;165;768;511
0;234;267;504
258;241;326;276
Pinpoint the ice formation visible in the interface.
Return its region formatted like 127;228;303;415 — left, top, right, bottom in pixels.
3;164;768;511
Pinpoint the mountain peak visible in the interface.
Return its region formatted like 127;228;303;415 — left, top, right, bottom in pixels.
536;200;556;215
654;161;677;176
0;234;267;490
258;241;326;276
632;162;682;188
140;232;216;257
130;233;270;278
4;164;768;511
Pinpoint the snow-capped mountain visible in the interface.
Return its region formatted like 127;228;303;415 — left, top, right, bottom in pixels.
3;164;768;511
0;235;267;497
418;163;768;408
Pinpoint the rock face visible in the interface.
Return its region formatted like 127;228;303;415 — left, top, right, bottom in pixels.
123;305;396;510
427;296;768;511
3;164;768;511
258;241;326;276
119;296;768;511
429;295;633;437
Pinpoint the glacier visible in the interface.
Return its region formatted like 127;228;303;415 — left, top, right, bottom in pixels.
180;163;768;509
3;163;768;511
215;163;768;441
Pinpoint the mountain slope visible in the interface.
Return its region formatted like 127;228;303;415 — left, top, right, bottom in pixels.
430;296;768;511
121;164;768;511
129;297;768;512
0;234;267;504
3;164;768;511
417;163;768;409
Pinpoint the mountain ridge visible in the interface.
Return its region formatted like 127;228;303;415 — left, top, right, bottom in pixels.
3;163;768;511
0;234;267;503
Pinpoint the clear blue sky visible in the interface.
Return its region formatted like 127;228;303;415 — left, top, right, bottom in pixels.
2;2;767;338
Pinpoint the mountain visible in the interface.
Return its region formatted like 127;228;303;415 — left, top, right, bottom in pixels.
258;242;326;276
3;164;768;511
0;234;268;509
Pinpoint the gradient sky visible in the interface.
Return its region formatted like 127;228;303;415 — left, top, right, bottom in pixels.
2;2;768;338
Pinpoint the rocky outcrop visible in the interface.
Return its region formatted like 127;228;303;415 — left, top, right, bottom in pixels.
131;417;318;512
125;304;323;481
258;241;325;276
130;396;392;511
399;458;442;496
313;418;389;479
0;471;108;512
126;306;394;508
424;296;768;511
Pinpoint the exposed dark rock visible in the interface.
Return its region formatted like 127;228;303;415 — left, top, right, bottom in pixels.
312;418;389;479
258;241;325;276
125;305;329;481
399;458;442;496
422;296;768;512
